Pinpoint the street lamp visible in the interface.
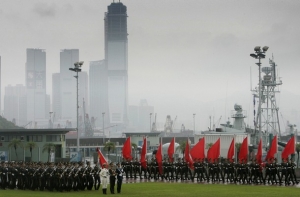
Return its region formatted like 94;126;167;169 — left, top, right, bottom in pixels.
193;113;196;136
250;46;268;145
102;112;105;144
150;113;152;132
69;61;83;153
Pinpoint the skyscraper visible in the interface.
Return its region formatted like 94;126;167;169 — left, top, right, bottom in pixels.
89;60;108;127
26;48;47;122
60;49;79;123
4;84;27;126
104;2;128;125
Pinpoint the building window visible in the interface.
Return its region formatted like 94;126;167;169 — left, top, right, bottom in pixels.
1;136;4;141
27;135;43;142
46;135;61;142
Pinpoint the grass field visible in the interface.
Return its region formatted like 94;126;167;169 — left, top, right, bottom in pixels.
0;182;300;197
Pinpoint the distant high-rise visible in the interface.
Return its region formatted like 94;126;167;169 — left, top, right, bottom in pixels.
60;49;79;123
52;73;61;121
89;60;108;127
4;84;27;126
104;2;128;124
26;48;47;122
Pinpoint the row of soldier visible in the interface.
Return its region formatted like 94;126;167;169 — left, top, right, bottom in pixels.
121;157;299;186
0;161;101;191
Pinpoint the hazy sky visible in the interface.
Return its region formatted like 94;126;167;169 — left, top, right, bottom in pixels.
1;0;300;131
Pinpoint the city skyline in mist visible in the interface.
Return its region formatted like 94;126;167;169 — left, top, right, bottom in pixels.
1;0;300;132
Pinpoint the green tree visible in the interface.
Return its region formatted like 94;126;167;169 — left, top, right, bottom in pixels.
296;143;300;168
104;142;116;161
42;143;56;162
176;141;186;158
8;138;23;161
206;143;213;149
131;142;137;159
26;141;37;162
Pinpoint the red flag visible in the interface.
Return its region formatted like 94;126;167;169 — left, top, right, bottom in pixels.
190;137;205;160
265;135;277;161
155;142;163;175
256;138;262;163
207;138;220;160
238;137;248;161
140;137;147;169
122;137;132;160
168;137;175;162
184;140;194;169
281;136;295;159
227;138;234;160
96;148;107;168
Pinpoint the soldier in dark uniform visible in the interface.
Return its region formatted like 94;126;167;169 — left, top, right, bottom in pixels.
140;158;148;179
281;158;288;185
175;158;181;181
235;159;242;183
109;162;116;194
273;158;281;185
290;159;299;185
223;159;231;182
125;158;132;179
85;162;94;190
93;165;101;190
193;159;200;182
208;159;214;183
133;158;141;179
116;163;124;193
228;159;235;183
264;158;273;184
162;158;168;180
169;158;175;180
121;158;127;179
0;162;8;189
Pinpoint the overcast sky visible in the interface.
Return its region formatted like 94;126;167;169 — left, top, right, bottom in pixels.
1;0;300;132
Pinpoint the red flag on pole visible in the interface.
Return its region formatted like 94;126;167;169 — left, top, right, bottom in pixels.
168;137;175;162
281;136;295;159
227;138;234;160
140;137;147;169
238;137;248;161
256;138;262;163
265;135;277;161
122;137;132;160
184;140;194;169
96;148;107;168
190;137;205;160
156;142;163;175
207;138;220;160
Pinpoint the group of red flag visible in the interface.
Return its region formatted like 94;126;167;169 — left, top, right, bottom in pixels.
96;135;296;171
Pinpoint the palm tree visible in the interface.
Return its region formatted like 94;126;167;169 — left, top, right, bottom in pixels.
131;142;137;159
296;144;300;168
8;138;23;161
176;141;186;158
42;143;56;162
25;141;37;162
104;142;115;161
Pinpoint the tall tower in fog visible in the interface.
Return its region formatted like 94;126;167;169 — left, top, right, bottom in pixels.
26;48;48;122
59;49;79;123
104;2;128;124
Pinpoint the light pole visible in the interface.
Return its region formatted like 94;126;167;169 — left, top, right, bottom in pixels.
193;113;196;136
69;61;83;153
150;113;152;132
102;112;105;144
250;46;268;145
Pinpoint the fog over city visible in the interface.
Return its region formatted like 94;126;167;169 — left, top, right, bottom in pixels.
1;0;300;132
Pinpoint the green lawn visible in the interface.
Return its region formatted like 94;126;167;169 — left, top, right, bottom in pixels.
1;182;300;197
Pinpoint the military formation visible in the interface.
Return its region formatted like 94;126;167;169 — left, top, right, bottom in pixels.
1;157;299;192
0;161;101;191
121;157;299;186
